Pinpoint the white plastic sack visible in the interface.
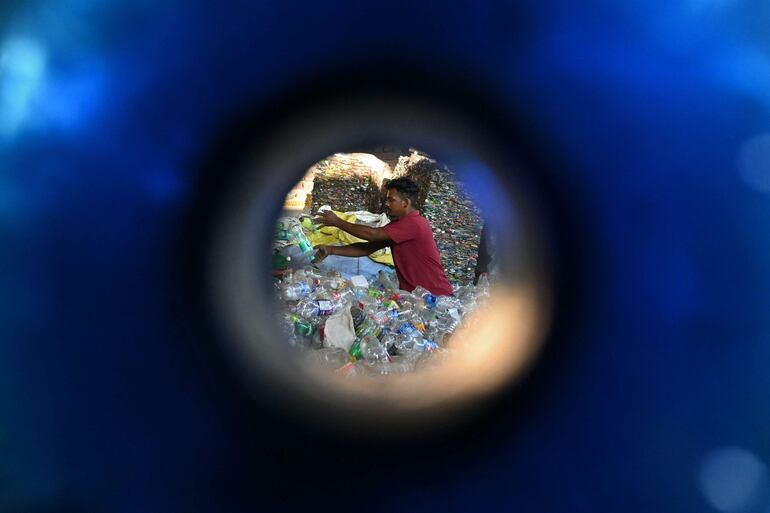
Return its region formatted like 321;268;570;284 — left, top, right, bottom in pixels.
316;205;390;227
323;304;356;351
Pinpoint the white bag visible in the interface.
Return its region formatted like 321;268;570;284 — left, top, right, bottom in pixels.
323;303;356;351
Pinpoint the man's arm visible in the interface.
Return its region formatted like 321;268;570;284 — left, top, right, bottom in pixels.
316;211;391;242
315;240;388;261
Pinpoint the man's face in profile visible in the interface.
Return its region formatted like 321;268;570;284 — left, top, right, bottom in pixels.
385;189;408;219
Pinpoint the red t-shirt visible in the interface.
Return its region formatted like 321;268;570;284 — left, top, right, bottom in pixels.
382;210;454;296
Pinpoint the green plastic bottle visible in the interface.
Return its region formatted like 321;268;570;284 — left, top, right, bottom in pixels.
291;315;315;337
349;339;363;361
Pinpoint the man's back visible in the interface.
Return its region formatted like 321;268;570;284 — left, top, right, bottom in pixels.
383;210;453;296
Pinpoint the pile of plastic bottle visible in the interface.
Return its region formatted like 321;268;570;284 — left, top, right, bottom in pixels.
275;265;491;377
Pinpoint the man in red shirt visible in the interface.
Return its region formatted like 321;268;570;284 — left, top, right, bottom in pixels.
314;177;454;296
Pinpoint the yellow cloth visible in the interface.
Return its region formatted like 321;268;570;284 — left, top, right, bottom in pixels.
306;211;394;266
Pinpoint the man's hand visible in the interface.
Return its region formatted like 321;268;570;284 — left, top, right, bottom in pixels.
313;245;333;262
315;210;341;228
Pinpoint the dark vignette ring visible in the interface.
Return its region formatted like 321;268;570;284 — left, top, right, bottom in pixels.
177;68;588;450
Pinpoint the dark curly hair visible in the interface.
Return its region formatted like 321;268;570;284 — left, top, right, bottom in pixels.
385;177;420;207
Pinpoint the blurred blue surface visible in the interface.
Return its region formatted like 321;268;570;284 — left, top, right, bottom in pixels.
2;0;770;512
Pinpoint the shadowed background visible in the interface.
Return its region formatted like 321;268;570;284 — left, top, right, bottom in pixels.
1;0;770;512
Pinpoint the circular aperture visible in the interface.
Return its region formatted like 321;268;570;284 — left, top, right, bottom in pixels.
208;94;553;436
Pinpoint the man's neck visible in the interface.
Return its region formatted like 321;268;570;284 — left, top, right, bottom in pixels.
396;208;416;220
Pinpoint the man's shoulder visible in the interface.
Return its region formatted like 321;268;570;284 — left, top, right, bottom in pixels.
414;213;432;229
399;213;430;228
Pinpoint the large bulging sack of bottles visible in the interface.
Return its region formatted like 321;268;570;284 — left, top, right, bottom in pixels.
274;265;492;377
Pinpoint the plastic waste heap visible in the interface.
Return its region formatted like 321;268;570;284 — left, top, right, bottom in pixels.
272;214;492;377
275;262;492;377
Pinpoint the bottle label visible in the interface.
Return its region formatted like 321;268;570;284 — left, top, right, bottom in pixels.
317;299;333;315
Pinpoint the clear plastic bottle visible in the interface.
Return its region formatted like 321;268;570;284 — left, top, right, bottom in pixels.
296;298;335;318
396;308;418;326
288;224;315;261
296;298;319;318
360;335;390;364
335;287;357;307
327;291;345;313
410;334;439;352
418;307;437;324
430;330;450;347
282;281;311;301
380;331;400;354
377;270;399;292
358;294;379;312
321;273;346;291
411;286;437;309
435;312;460;333
371;309;395;331
435;295;462;313
400;310;425;333
393;330;422;353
